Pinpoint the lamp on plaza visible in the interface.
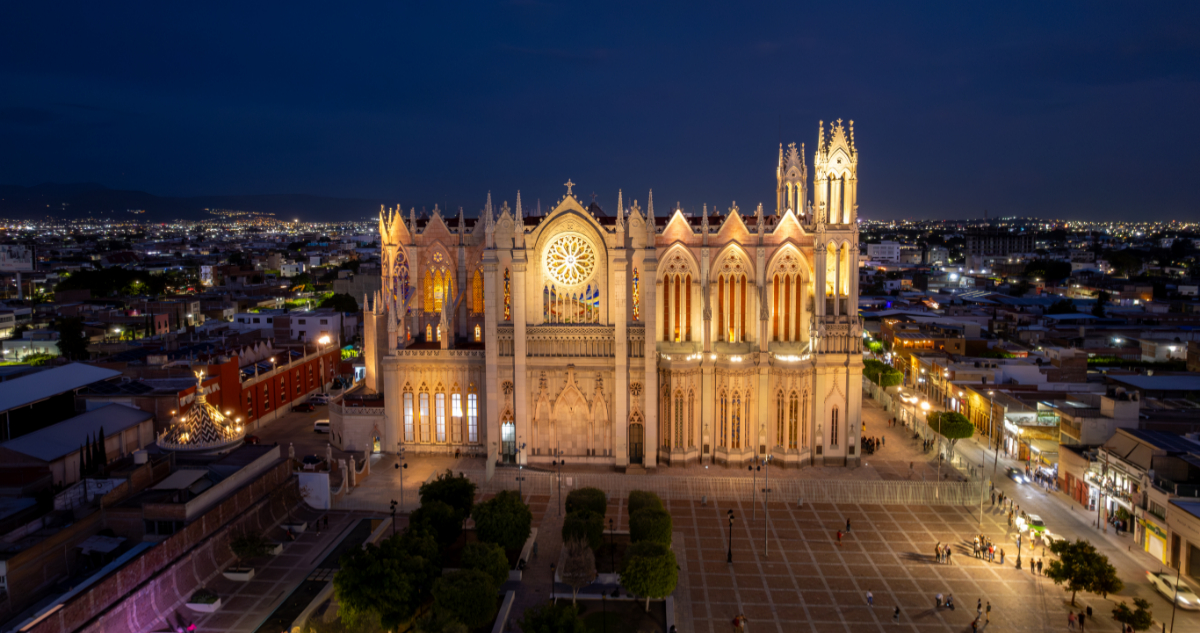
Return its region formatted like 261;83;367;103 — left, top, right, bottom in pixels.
394;450;408;511
552;450;566;516
726;509;736;564
748;458;761;521
389;499;398;536
763;454;774;555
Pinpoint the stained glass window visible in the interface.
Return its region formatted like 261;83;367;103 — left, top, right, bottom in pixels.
503;269;511;321
472;269;484;314
424;270;433;313
732;392;741;449
632;268;640;321
545;235;596;286
403;390;414;442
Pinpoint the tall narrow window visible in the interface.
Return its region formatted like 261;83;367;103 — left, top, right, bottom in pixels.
788;392;799;449
739;274;747;342
802;391;809;445
773;275;780;341
783;275;792;341
403;390;415;442
435;391;446;443
794;275;803;341
732;392;741;449
474;324;481;342
503;268;511;321
451;392;462;443
426;324;432;341
674;391;683;447
687;390;695;448
718;276;725;341
468;391;478;443
632;268;640;321
424;270;434;313
433;271;445;312
435;322;442;342
685;274;692;341
673;275;681;341
663;275;672;341
776;392;785;446
472;269;484;314
830;406;839;446
419;390;430;443
719;392;728;448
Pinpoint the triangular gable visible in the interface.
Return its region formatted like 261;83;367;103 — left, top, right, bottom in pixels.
662;209;695;243
714;208;751;243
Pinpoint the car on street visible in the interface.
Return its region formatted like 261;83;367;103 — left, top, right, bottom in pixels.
244;435;260;445
292;403;316;413
301;454;325;471
308;394;331;405
1026;514;1047;533
1006;467;1026;484
313;419;330;433
1148;571;1200;609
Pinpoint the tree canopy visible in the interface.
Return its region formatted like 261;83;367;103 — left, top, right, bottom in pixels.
518;602;585;633
1023;260;1073;282
432;569;497;629
565;487;607;516
620;540;679;611
419;469;476;520
1112;597;1154;631
562;509;604;551
928;411;974;456
471;490;532;552
1046;299;1077;315
319;292;360;313
461;541;509;588
55;318;90;360
333;530;440;630
628;490;664;516
409;500;462;549
629;507;673;546
1044;538;1123;606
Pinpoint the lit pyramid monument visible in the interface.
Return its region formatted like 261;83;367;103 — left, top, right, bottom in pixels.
157;370;245;453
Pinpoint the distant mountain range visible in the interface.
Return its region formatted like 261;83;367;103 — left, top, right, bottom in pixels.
0;183;394;223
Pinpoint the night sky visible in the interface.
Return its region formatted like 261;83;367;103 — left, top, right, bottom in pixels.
2;2;1198;221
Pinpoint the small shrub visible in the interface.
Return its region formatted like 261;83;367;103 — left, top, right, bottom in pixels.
565;487;607;516
627;490;663;516
629;507;672;545
229;530;272;568
189;588;219;604
472;490;532;552
432;569;497;629
561;509;604;551
518;602;585;633
461;541;509;587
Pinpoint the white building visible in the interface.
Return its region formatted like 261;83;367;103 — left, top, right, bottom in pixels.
867;241;901;263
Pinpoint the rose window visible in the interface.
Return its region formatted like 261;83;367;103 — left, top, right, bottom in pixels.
545;235;596;286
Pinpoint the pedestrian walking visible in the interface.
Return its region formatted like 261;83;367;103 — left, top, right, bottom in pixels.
976;598;982;619
1068;611;1077;630
836;530;843;545
1037;559;1043;575
1000;548;1005;565
945;545;952;564
934;542;941;563
985;601;991;623
846;518;852;532
971;619;978;633
1079;610;1086;631
893;606;900;624
935;593;943;608
733;613;748;633
866;590;873;606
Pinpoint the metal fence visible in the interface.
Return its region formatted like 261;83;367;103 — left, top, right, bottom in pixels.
465;468;983;506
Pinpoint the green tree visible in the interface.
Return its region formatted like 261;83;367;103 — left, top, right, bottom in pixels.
928;411;974;458
627;490;664;516
228;530;272;570
409;500;462;549
560;538;596;605
472;490;532;552
1047;299;1076;315
1112;597;1154;631
629;507;673;546
461;541;509;588
419;469;477;520
333;530;440;630
565;487;607;516
319;292;360;313
1092;291;1111;318
432;569;497;630
562;509;604;551
1044;538;1123;606
620;540;678;611
413;611;468;633
518;602;585;633
55;317;90;360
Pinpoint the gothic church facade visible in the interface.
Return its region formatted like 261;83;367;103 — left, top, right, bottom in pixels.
352;120;864;469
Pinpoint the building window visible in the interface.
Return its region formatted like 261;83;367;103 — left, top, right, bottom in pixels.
262;385;270;411
776;391;785;447
503;268;511;321
719;392;728;448
253;317;260;324
662;273;692;342
632;268;640;321
830;406;839;447
279;377;287;403
451;392;462;443
246;391;253;411
320;319;327;324
299;319;306;324
472;269;484;314
426;324;433;341
474;324;482;342
468;392;478;443
403;390;415;442
543;284;600;324
788;392;799;450
435;391;446;443
419;390;430;443
687;390;695;448
674;391;684;448
732;392;741;449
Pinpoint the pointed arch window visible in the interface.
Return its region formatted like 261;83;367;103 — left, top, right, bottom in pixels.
451;383;462;443
418;386;430;443
474;324;482;342
503;268;511;321
731;392;742;449
467;383;479;443
788;392;799;449
426;324;433;342
830;405;839;447
719;391;728;448
403;385;415;442
674;391;684;448
775;391;785;447
687;390;695;448
435;384;447;443
424;270;434;313
472;269;484;314
802;391;809;446
632;268;641;322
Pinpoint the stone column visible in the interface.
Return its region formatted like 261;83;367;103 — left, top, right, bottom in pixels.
458;244;468;337
512;252;529;466
643;257;659;468
383;360;401;454
613;248;629;467
482;256;500;480
410;246;422;342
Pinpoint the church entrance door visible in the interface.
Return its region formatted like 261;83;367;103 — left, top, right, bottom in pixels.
501;422;516;463
630;423;644;464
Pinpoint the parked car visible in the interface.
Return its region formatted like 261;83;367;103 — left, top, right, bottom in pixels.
313;419;330;433
292;403;316;413
1148;571;1200;609
1006;467;1026;484
301;454;325;471
308;394;331;405
244;435;260;445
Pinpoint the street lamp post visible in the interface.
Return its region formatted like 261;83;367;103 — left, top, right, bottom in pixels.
763;454;773;555
1015;533;1023;570
389;499;398;536
989;390;999;476
749;458;760;521
394;446;407;511
552;449;565;516
517;442;527;497
726;510;736;563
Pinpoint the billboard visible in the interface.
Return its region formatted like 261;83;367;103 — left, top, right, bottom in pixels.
0;245;33;273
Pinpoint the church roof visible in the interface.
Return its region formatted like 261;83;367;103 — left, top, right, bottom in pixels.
157;371;244;452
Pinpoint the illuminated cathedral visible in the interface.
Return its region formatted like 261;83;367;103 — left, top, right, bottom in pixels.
347;121;864;470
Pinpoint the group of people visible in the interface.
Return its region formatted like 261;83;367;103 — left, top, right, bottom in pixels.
860;434;884;455
972;534;1003;564
933;541;953;564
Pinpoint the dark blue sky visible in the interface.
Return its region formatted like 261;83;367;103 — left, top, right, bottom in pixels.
2;2;1198;221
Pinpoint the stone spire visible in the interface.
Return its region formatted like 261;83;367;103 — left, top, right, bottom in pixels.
615;189;624;230
646;189;655;243
756;203;765;237
484;191;495;248
409;206;416;240
457;206;465;244
515;190;525;247
701;203;709;245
